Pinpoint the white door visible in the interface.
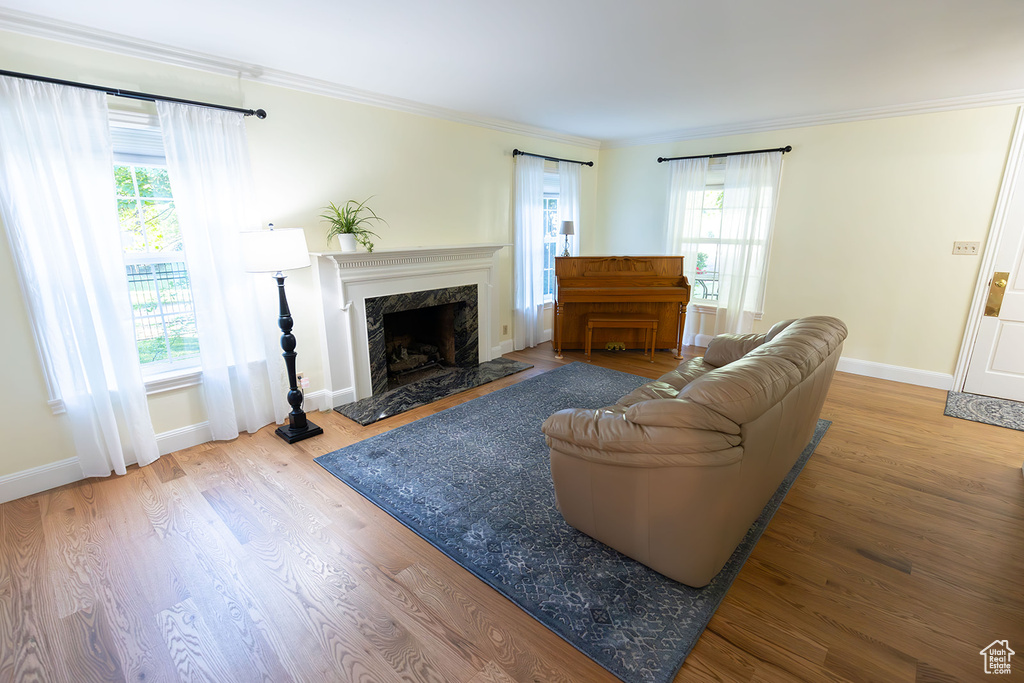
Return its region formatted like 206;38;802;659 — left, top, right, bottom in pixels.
963;112;1024;401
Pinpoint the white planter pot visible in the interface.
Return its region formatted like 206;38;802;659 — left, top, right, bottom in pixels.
337;233;357;252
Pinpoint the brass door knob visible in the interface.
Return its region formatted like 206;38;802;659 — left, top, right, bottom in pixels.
996;279;1007;288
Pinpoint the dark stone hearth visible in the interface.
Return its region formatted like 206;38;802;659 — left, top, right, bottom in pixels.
335;357;532;426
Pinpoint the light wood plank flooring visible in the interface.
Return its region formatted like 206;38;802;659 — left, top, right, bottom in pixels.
1;344;1022;682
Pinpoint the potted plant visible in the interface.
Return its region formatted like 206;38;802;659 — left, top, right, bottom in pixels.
321;198;388;252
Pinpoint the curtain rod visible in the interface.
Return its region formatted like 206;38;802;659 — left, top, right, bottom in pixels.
513;149;594;167
0;69;267;119
657;145;791;163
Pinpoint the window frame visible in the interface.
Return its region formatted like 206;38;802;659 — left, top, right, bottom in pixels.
110;111;203;382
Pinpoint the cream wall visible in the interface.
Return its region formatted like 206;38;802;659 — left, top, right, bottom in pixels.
594;107;1017;375
0;30;598;477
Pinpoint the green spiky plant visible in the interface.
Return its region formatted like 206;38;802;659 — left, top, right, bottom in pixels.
321;197;388;252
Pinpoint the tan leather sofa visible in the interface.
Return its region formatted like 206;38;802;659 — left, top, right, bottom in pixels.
541;316;847;587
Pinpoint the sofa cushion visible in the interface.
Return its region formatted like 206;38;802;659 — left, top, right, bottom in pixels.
745;317;847;380
677;354;802;424
655;357;714;391
625;399;741;433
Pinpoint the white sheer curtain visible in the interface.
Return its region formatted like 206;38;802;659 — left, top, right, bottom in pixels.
513;154;547;350
664;157;708;345
558;160;581;256
157;102;285;440
0;77;158;476
715;151;783;336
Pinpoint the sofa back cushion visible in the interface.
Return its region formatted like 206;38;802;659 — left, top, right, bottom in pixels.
677;316;847;423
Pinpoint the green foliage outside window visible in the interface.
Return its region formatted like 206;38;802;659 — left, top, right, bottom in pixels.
116;165;199;366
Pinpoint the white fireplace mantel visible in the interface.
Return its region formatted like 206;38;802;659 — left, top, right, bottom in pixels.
311;244;506;408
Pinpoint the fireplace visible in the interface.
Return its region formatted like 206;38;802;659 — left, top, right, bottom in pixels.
365;284;479;395
312;244;504;407
382;303;455;387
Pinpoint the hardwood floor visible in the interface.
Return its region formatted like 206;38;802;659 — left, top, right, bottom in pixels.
1;343;1022;682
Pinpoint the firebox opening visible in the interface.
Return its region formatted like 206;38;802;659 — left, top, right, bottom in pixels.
383;302;463;389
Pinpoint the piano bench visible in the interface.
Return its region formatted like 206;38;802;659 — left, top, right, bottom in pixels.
584;313;659;362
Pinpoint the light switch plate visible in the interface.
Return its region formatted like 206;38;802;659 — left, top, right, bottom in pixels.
953;241;980;255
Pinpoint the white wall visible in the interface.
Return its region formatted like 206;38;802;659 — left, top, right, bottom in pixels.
594;107;1017;376
0;29;598;478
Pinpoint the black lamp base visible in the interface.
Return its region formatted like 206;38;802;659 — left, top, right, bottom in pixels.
275;418;324;444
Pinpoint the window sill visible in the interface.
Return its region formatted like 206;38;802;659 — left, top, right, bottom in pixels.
47;366;202;415
689;303;764;321
144;367;203;394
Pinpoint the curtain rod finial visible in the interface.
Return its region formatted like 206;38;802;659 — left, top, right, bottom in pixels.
255;109;267;119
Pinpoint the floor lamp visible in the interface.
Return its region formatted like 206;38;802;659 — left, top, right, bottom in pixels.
241;227;324;444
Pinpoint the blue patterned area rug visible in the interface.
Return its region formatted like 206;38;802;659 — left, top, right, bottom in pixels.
315;362;830;683
945;391;1024;431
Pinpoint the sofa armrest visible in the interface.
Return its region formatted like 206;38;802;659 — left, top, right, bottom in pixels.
625;399;740;433
702;319;797;368
541;408;741;460
703;333;766;367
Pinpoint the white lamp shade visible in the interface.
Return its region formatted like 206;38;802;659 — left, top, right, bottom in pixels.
560;220;575;236
241;228;311;272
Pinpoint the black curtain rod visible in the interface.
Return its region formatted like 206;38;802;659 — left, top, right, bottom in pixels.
657;145;791;163
513;148;594;167
0;69;267;119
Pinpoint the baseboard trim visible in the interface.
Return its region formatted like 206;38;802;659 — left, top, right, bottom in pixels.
156;421;212;456
0;457;82;505
2;419;222;504
492;339;515;358
837;357;953;390
694;333;715;348
322;388;356;411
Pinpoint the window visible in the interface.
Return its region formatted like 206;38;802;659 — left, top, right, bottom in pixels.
542;169;560;300
674;153;781;320
691;159;726;301
111;114;199;372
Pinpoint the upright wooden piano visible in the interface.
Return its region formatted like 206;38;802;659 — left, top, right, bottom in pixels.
554;256;690;359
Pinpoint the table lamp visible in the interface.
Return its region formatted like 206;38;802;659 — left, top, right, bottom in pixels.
241;225;324;443
560;220;575;257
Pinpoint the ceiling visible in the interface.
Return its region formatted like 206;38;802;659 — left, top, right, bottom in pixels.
3;0;1024;143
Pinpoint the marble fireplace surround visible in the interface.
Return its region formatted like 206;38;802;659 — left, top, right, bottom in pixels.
312;245;505;408
367;284;478;395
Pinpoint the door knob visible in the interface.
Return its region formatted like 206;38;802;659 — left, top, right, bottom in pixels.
985;271;1010;317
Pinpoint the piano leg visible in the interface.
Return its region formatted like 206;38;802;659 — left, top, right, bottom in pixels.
675;303;685;359
555;302;564;359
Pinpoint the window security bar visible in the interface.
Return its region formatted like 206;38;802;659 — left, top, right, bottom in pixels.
0;69;267;119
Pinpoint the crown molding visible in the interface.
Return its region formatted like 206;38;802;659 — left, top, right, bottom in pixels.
6;7;1022;153
603;89;1024;149
0;8;601;150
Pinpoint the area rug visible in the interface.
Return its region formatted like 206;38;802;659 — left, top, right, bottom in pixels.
316;362;830;683
944;391;1024;432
